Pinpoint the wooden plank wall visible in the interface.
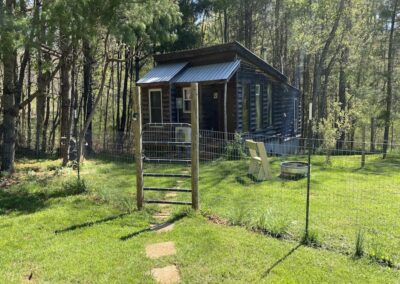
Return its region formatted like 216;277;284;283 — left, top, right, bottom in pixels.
236;61;301;137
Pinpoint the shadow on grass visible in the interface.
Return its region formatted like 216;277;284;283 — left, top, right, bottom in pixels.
55;212;130;234
263;243;301;278
120;212;187;241
0;184;86;215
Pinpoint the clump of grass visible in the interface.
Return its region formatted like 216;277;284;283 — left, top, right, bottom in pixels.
301;229;321;247
354;229;365;258
62;178;87;195
257;210;290;238
229;205;252;227
116;195;136;213
369;243;396;268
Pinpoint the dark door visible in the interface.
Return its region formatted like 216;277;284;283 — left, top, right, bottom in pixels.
201;86;219;131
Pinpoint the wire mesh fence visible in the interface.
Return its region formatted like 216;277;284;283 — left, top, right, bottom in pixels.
13;127;398;266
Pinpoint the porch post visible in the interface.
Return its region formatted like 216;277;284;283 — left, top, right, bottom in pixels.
224;81;228;141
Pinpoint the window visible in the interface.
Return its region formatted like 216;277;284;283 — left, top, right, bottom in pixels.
293;98;298;133
149;89;162;123
183;87;191;113
267;83;273;126
255;84;262;130
242;83;250;132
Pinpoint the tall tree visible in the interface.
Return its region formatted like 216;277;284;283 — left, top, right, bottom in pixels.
383;0;399;158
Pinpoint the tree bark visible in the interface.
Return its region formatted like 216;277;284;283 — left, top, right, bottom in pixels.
337;47;349;149
382;0;398;158
83;40;94;154
1;0;17;172
59;30;71;165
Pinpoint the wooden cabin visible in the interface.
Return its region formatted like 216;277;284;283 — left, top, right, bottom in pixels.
137;41;301;139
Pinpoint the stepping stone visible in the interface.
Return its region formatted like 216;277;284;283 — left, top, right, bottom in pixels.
150;222;175;233
151;265;180;284
146;241;176;259
153;212;171;222
165;192;177;198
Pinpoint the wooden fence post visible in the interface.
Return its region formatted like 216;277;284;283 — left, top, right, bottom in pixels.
191;82;199;210
361;125;366;168
134;86;144;210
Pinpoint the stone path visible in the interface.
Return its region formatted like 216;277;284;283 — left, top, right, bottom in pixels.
151;265;180;284
145;179;183;283
146;241;176;259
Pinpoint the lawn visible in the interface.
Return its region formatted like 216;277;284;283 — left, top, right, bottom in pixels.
0;155;399;283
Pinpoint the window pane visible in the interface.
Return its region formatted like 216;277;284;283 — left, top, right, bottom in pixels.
183;88;191;113
150;90;162;123
255;84;262;130
242;84;250;132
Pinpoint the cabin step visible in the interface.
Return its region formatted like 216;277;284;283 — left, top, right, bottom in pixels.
143;158;191;164
143;173;191;178
144;200;192;205
143;187;191;192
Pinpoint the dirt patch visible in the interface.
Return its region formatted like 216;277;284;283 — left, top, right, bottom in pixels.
207;214;229;225
151;265;180;284
0;177;19;188
146;241;176;259
165;192;177;199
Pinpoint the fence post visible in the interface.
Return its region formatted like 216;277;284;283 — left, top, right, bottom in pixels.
305;103;312;239
191;82;199;210
134;86;144;210
361;125;366;168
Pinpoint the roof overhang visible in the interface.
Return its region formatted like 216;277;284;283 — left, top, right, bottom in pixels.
137;60;240;86
136;62;187;86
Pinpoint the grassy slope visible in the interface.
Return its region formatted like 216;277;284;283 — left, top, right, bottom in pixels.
0;157;399;283
193;154;400;264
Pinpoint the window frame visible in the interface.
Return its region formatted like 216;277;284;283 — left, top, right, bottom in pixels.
148;88;163;123
242;83;250;132
267;83;273;126
255;84;262;130
293;98;298;133
182;87;191;114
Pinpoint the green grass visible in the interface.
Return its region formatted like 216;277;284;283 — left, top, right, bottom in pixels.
193;154;400;265
0;156;399;282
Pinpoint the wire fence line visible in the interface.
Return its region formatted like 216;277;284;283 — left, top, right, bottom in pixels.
11;127;400;266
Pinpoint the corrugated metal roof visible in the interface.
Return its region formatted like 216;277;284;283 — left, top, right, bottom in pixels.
172;60;240;83
137;62;187;85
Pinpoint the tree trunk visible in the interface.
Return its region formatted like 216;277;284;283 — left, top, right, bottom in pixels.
370;117;376;152
27;60;32;149
382;0;398;159
1;0;17;172
83;40;94;154
337;47;348;149
59;31;71;165
117;47;130;149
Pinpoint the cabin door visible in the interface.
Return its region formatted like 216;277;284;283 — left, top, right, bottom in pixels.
201;85;219;131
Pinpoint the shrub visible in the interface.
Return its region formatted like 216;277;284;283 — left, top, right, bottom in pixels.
62;178;87;195
224;133;247;160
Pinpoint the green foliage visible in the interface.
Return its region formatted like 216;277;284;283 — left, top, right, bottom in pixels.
62;178;87;195
314;101;358;164
224;133;247;160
